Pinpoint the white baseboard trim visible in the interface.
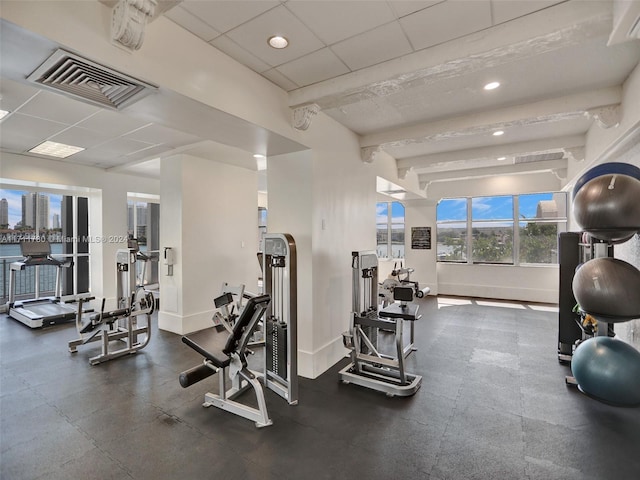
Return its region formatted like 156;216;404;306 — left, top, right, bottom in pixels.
158;309;214;335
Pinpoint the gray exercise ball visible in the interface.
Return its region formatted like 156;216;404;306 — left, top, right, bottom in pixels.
572;257;640;322
573;173;640;243
571;337;640;406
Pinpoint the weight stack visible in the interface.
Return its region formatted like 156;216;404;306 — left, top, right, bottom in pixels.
266;320;288;380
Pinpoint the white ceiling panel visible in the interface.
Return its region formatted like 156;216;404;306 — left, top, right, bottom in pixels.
181;0;279;34
285;1;396;45
225;5;325;67
277;48;350;88
163;5;221;42
0;78;39;112
49;126;111;149
491;0;564;25
85;137;155;156
17;90;101;125
0;113;68;152
388;1;445;19
210;35;272;73
261;68;299;91
400;0;492;51
122;124;200;146
331;21;413;71
75;110;151;138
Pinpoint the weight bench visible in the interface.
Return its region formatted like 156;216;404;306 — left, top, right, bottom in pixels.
179;294;273;427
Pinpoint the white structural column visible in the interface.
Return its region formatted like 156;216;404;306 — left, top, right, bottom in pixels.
158;154;259;335
265;151;315;377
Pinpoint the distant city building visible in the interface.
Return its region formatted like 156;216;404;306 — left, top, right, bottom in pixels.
0;198;8;227
52;213;60;229
21;193;50;229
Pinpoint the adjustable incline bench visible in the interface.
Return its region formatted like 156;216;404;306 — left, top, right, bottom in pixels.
179;294;273;427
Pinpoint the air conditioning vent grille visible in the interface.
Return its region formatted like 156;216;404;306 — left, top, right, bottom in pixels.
514;151;564;164
27;49;157;109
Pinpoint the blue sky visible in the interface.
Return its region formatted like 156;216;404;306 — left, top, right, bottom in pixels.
0;189;62;228
438;193;554;221
377;201;405;224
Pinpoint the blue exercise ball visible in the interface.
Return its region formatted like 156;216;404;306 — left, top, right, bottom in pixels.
571;337;640;406
572;257;640;322
573;162;640;199
572;173;640;243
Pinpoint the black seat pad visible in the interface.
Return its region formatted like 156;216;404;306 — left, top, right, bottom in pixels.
182;326;231;368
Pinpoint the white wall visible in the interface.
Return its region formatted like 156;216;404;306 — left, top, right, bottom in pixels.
1;153;159;301
158;154;259;335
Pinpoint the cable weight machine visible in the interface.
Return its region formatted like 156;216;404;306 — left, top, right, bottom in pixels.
261;233;298;405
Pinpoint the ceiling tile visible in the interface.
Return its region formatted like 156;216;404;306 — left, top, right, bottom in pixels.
388;1;445;19
491;0;564;25
180;0;279;34
122;124;200;146
0;79;40;112
75;110;151;137
400;0;492;51
331;21;413;71
87;137;154;156
210;35;272;73
163;5;221;42
0;113;68;152
276;48;350;87
49;126;111;149
285;1;395;45
225;5;325;67
17;90;101;125
260;68;299;91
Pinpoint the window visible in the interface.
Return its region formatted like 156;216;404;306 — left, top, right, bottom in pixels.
0;187;90;303
377;201;405;259
436;198;467;262
471;196;513;264
436;192;567;265
518;192;567;264
127;196;160;287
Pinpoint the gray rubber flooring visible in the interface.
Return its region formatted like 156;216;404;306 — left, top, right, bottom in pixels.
1;296;639;480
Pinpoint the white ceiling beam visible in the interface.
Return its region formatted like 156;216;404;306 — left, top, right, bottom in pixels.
360;87;620;149
418;158;567;188
289;1;612;109
397;135;585;171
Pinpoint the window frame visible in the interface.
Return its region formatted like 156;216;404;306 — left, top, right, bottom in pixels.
376;201;405;260
436;192;567;266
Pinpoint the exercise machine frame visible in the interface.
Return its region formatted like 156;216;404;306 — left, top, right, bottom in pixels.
340;251;422;397
180;294;273;428
68;244;153;365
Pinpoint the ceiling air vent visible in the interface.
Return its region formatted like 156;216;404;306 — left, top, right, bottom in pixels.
514;151;564;164
27;49;157;110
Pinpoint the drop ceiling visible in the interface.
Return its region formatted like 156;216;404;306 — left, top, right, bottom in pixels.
1;0;639;190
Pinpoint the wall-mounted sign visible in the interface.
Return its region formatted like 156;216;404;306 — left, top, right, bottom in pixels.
411;227;431;250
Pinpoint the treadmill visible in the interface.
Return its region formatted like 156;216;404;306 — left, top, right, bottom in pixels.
8;240;78;328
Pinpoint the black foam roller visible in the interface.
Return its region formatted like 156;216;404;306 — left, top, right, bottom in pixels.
179;364;215;388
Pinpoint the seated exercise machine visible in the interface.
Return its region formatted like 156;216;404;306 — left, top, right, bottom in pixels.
379;261;429;306
68;244;154;365
340;251;423;397
180;294;273;427
8;240;80;328
179;233;298;427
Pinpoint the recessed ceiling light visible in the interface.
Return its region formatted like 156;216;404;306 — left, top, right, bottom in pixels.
493;130;505;136
29;140;85;158
253;154;266;159
484;81;500;90
0;109;10;120
497;156;507;161
268;35;289;49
